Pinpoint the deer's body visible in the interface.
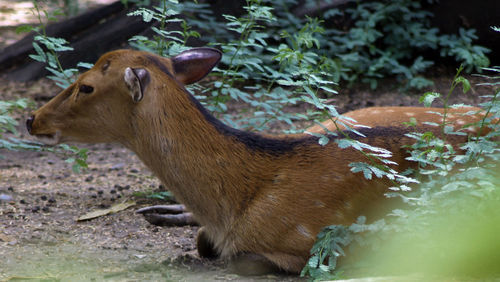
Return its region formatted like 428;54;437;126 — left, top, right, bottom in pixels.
27;48;486;274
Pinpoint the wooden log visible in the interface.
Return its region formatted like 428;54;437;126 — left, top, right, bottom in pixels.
0;1;127;73
5;8;153;82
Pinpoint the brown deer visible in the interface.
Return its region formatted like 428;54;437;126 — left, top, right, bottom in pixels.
26;47;486;275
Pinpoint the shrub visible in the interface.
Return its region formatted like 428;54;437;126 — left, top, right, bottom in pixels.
1;0;91;172
302;67;500;280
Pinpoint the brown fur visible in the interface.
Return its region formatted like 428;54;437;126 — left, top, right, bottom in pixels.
28;49;487;274
307;106;486;134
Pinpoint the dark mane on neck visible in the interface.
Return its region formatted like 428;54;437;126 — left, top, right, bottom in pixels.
186;93;315;155
185;92;410;156
143;54;410;156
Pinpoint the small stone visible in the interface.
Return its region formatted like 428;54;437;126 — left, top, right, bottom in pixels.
32;206;40;213
130;168;139;173
91;194;97;199
0;194;13;202
97;190;104;195
110;163;125;170
19;199;26;204
85;176;94;182
40;195;48;201
7;186;14;192
42;206;50;212
48;198;56;204
110;189;116;194
38;175;46;179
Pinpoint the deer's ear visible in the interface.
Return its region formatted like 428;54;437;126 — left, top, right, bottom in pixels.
124;67;150;102
171;48;222;85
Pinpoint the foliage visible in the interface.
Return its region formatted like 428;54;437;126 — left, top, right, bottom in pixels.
146;191;174;201
127;0;200;56
16;0;92;89
41;0;80;16
0;99;31;138
0;99;88;173
355;181;500;278
128;0;340;132
1;0;91;173
316;0;490;89
302;69;500;279
142;0;490;92
0;100;38;159
128;0;490;134
133;190;176;202
301;224;351;281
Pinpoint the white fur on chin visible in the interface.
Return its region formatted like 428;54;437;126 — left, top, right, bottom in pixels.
35;130;62;146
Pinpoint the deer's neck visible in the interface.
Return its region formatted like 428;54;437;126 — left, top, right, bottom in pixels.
127;87;303;228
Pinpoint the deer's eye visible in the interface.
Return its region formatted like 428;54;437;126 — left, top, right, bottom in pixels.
79;85;94;94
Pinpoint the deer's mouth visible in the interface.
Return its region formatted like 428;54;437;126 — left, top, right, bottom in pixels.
33;131;62;146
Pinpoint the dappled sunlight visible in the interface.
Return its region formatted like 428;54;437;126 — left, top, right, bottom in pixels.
0;0;116;27
0;1;34;27
0;0;116;48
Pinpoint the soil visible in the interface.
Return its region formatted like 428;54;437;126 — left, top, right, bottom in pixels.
0;1;498;281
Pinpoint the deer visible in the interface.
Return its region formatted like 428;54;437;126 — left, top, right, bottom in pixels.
26;47;488;275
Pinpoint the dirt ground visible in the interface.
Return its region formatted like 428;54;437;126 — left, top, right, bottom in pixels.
0;1;498;281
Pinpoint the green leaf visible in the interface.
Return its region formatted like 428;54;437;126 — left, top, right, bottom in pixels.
420;92;441;107
455;76;471;93
72;163;81;174
16;25;34;34
77;62;94;69
32;42;47;61
318;135;329;146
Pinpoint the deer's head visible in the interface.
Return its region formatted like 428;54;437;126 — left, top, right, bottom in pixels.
26;48;221;145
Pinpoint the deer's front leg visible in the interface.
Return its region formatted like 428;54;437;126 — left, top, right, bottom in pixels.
136;204;197;226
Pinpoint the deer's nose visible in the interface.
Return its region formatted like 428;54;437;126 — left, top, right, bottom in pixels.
26;115;35;134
